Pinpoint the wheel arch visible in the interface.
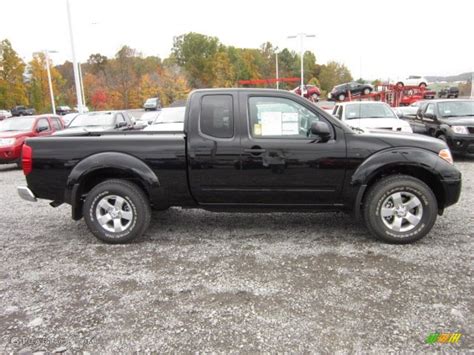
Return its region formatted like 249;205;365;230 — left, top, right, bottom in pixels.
66;152;160;219
352;148;447;219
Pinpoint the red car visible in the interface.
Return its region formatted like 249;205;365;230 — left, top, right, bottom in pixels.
292;85;321;102
0;115;64;165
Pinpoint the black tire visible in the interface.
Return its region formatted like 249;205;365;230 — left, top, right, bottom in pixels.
338;93;345;101
83;179;151;244
363;175;438;244
363;88;371;95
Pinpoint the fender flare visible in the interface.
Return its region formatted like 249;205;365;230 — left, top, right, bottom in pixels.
66;152;160;219
351;147;443;219
436;123;451;137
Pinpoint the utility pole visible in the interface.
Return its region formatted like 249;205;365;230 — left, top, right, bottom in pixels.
66;0;84;113
78;62;86;107
471;72;474;99
44;50;58;115
275;47;280;90
288;33;315;96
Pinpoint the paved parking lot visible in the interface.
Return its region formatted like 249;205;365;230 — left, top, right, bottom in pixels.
0;159;472;353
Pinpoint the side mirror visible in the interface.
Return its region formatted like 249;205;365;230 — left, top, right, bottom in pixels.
424;113;436;120
310;121;331;142
36;126;48;133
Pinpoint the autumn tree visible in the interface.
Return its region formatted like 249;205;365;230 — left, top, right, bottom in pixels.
156;64;190;106
108;46;140;108
0;39;28;108
172;32;220;88
28;52;65;113
211;51;235;87
87;53;108;76
318;61;353;92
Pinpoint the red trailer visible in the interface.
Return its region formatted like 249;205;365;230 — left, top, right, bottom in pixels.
341;84;434;107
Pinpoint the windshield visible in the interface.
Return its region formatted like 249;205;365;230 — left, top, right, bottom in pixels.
0;117;35;131
438;101;474;118
145;98;157;104
153;108;185;124
345;103;397;120
69;113;115;128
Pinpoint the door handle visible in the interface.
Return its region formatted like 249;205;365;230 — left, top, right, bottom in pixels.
244;146;266;155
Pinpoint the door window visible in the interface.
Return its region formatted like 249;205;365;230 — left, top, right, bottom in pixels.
248;97;323;138
425;104;435;115
200;95;234;138
116;114;125;123
51;118;62;130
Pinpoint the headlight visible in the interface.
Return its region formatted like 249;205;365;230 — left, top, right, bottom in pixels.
0;138;16;147
438;148;453;165
451;126;468;134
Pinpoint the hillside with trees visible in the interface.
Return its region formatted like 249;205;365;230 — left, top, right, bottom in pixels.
0;33;353;113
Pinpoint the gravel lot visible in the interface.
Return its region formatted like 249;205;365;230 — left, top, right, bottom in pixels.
0;159;472;353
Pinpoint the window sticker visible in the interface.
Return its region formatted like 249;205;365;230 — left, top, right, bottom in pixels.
261;111;282;136
281;112;299;135
254;123;262;136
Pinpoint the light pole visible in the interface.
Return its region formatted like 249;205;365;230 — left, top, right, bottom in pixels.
66;0;84;113
471;72;474;99
43;50;58;115
275;47;281;90
78;62;86;107
288;33;315;96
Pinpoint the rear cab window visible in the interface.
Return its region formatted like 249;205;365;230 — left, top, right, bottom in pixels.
200;95;234;138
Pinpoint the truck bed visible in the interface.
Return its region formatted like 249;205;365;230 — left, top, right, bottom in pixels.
25;132;192;207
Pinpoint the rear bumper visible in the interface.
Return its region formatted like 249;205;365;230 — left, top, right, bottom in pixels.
17;186;37;202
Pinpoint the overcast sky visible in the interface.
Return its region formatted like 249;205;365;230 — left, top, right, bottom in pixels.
1;0;472;80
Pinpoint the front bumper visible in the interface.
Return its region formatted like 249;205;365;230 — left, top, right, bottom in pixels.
447;135;474;154
17;186;37;202
441;178;462;208
0;145;21;163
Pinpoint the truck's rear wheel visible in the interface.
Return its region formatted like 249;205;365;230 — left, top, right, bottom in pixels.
83;179;151;244
363;175;437;244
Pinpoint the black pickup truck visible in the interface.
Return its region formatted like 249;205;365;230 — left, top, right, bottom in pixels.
17;89;462;244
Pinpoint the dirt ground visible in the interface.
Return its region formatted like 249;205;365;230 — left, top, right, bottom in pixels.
0;159;472;353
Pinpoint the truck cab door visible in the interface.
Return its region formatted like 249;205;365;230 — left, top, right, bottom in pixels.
186;92;242;204
238;93;347;205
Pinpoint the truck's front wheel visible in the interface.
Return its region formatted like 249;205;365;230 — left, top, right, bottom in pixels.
363;175;438;244
83;179;151;244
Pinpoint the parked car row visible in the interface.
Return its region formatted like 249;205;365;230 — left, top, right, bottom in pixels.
10;106;36;117
327;96;473;155
0;104;188;166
